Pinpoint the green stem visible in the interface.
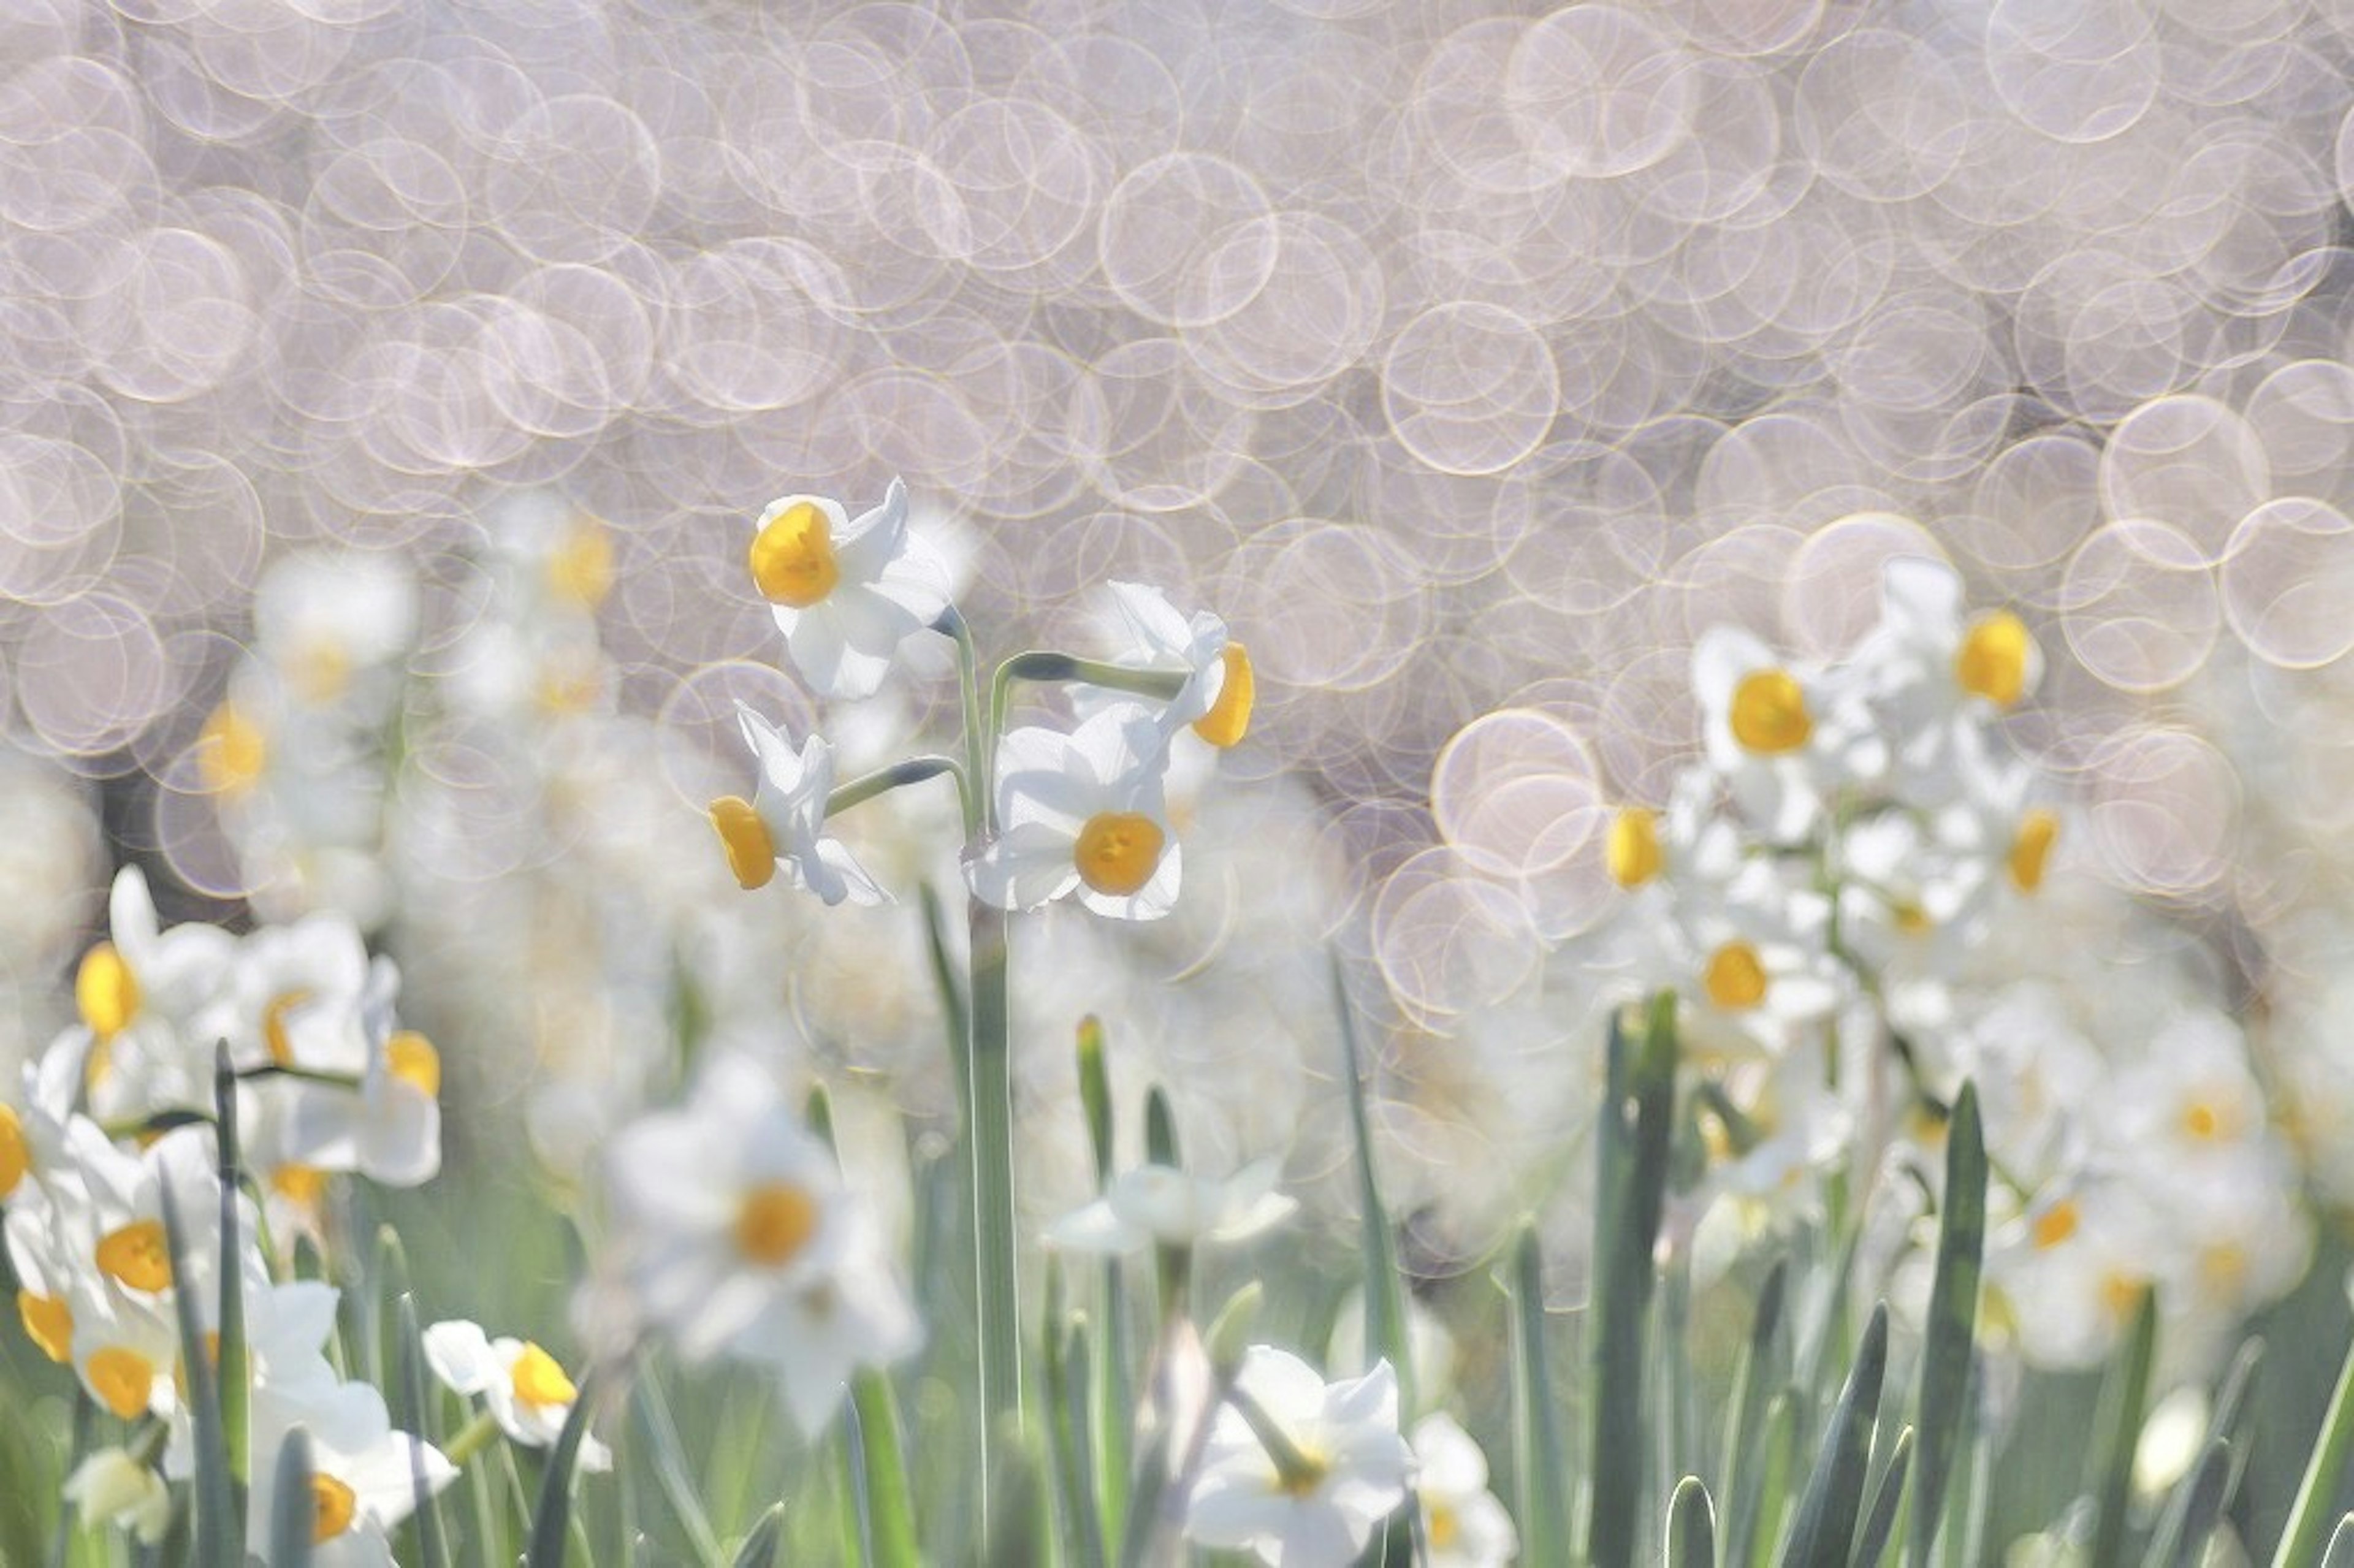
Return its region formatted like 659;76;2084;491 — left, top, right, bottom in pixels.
988;650;1186;749
826;755;967;823
852;1370;922;1568
442;1411;503;1467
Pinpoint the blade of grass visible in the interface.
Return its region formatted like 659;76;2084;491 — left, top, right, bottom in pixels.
267;1425;317;1568
1909;1084;1983;1568
2087;1285;2160;1568
1669;1476;1718;1568
525;1368;601;1567
731;1504;785;1568
1852;1426;1912;1568
634;1371;723;1564
210;1047;249;1498
2143;1437;2231;1568
160;1177;238;1566
1048;1307;1107;1568
2322;1513;2354;1568
1725;1262;1790;1567
393;1295;452;1568
1779;1301;1889;1568
2275;1333;2354;1568
2141;1341;2260;1568
852;1369;921;1568
1331;950;1414;1415
1751;1391;1799;1568
1509;1226;1567;1568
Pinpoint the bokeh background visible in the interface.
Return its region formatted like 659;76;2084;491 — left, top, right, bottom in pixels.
10;0;2354;1551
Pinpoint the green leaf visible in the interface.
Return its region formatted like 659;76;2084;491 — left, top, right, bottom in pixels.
1779;1301;1889;1568
1909;1083;1984;1568
634;1370;723;1564
730;1504;785;1568
852;1369;921;1568
1668;1475;1718;1568
160;1176;239;1566
2087;1284;2160;1568
1751;1393;1800;1568
1078;1016;1113;1181
525;1367;601;1567
1509;1227;1569;1568
1724;1263;1789;1568
1331;950;1415;1416
210;1046;249;1496
2142;1437;2231;1568
2275;1334;2354;1568
2142;1341;2260;1568
1588;992;1680;1568
980;1421;1048;1568
267;1424;317;1568
392;1295;452;1568
1048;1310;1107;1568
2322;1513;2354;1568
1852;1426;1912;1568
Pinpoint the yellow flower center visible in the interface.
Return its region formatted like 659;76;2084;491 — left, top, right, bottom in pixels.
748;500;840;609
272;1164;327;1206
2180;1096;2235;1143
2100;1271;2146;1322
1954;610;2033;707
1074;812;1166;897
311;1474;358;1542
1702;941;1769;1011
534;656;604;717
86;1347;155;1420
509;1342;578;1410
2200;1244;2247;1293
548;517;615;608
735;1181;821;1267
0;1106;26;1199
1428;1503;1459;1550
2032;1198;2079;1251
96;1220;172;1293
1728;668;1812;755
198;700;268;796
288;636;352;706
263;990;314;1067
1606;807;1663;888
76;943;142;1041
1275;1447;1332;1499
2009;809;2059;893
1191;642;1255;748
1894;902;1932;935
18;1292;72;1363
387;1031;441;1097
707;796;777;891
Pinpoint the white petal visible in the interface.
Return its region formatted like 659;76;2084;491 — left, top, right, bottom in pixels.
421;1321;498;1396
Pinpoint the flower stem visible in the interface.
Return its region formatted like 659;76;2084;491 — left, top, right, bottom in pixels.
825;755;967;821
443;1410;503;1467
989;650;1186;748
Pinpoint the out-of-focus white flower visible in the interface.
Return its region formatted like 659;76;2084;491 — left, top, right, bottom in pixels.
1410;1414;1517;1567
593;1054;920;1435
1984;1171;2158;1369
748;478;951;701
967;705;1181;921
1862;558;2042;802
424;1320;611;1470
1185;1347;1414;1567
1044;1158;1296;1254
252;549;419;712
77;866;237;1128
263;956;441;1200
1097;580;1255;747
1692;627;1883;844
706;704;886;906
64;1447;172;1543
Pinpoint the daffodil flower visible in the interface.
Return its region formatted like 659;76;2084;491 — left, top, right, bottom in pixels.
1691;626;1883;844
1185;1347;1414;1567
1861;557;2043;803
1409;1414;1517;1568
707;702;889;905
423;1319;611;1470
747;478;951;701
64;1447;172;1544
966;704;1183;921
1095;580;1256;747
1044;1157;1297;1255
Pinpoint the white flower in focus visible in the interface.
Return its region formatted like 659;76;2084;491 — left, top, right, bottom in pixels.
64;1447;172;1543
1411;1414;1517;1567
748;478;951;701
1186;1347;1414;1567
1097;580;1255;747
1044;1158;1297;1255
1692;628;1883;844
423;1320;611;1470
594;1054;920;1434
706;704;887;906
967;705;1181;921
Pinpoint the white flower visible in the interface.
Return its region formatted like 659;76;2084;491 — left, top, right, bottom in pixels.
748;478;951;701
1691;627;1883;844
592;1054;920;1434
1411;1414;1518;1567
1097;580;1255;747
1044;1158;1297;1255
423;1320;611;1471
252;549;419;711
1186;1347;1414;1567
264;956;441;1195
64;1447;172;1543
1861;557;2041;804
77;866;238;1130
706;704;887;906
967;705;1182;921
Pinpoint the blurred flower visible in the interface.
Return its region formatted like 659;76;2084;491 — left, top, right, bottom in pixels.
1044;1157;1296;1254
968;705;1181;920
706;704;886;906
64;1447;171;1544
1187;1347;1413;1567
1691;627;1883;844
424;1319;611;1469
748;478;951;701
1863;558;2042;804
1410;1414;1517;1567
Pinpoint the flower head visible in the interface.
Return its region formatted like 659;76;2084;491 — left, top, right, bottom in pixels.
1186;1347;1415;1567
707;704;888;906
1099;580;1255;747
424;1319;611;1469
749;479;951;701
1045;1157;1297;1255
967;705;1181;920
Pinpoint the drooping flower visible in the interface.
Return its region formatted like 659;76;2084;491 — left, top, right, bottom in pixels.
967;704;1182;921
1098;580;1255;747
706;704;887;906
424;1319;611;1469
1044;1158;1297;1255
747;478;951;701
1186;1347;1414;1567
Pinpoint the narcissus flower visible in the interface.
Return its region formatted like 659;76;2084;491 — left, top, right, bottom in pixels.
1099;580;1255;747
748;478;951;701
1185;1347;1414;1567
1044;1158;1297;1255
967;705;1182;921
1409;1414;1518;1568
706;704;887;906
64;1447;172;1543
1691;627;1883;843
424;1319;611;1469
